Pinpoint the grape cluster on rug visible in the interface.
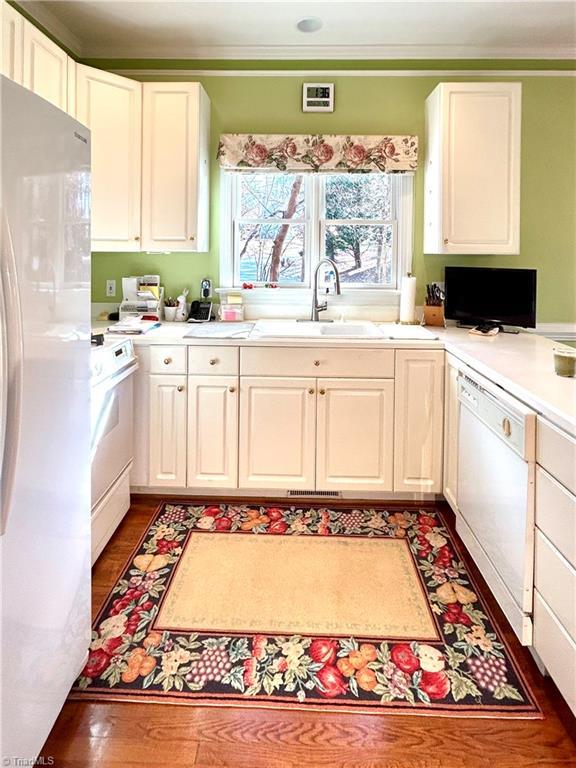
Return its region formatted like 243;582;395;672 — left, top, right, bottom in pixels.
73;503;540;717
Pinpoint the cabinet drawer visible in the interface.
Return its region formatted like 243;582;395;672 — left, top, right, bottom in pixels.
188;346;239;375
240;347;394;378
535;530;576;641
536;466;576;566
537;417;576;496
149;346;187;374
533;590;576;716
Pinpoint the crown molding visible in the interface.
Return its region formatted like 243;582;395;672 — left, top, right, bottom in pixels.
114;68;576;78
16;1;82;56
80;43;576;61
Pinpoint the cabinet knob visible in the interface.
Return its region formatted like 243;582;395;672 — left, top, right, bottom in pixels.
209;358;218;365
134;236;140;241
443;238;449;245
314;360;320;366
177;385;184;392
164;357;172;365
228;386;236;393
189;235;195;241
502;417;511;437
308;388;315;395
319;389;326;395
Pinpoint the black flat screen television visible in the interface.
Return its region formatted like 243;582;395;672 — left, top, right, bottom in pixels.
444;267;537;329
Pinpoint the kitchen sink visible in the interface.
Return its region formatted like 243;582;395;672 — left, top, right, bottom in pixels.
319;322;382;338
250;320;382;339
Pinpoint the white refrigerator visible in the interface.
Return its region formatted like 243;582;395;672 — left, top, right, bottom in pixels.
0;76;91;760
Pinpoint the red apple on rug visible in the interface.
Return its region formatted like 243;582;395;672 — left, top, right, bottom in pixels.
309;639;338;666
316;665;347;698
419;670;451;700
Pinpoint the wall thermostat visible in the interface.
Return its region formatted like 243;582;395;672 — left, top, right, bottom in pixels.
303;83;334;112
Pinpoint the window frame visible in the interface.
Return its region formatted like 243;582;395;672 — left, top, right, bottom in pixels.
220;171;414;294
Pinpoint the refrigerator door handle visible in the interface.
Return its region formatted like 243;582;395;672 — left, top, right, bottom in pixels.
0;208;24;536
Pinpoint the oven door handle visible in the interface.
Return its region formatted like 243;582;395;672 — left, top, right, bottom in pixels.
92;360;139;396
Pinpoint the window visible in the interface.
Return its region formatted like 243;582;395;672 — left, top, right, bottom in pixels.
224;171;413;290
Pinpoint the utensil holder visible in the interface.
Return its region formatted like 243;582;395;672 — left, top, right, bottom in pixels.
423;305;445;327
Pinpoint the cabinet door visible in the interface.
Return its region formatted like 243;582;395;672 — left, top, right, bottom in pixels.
149;375;187;487
316;378;394;492
22;20;68;110
141;82;210;252
187;375;238;489
443;355;460;511
1;0;23;84
76;65;142;251
424;83;521;255
239;377;316;490
394;350;444;493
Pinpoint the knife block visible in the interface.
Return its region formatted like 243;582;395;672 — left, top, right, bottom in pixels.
423;305;445;327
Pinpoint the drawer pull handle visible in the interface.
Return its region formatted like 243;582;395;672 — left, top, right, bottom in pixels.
177;385;184;393
319;389;326;395
314;360;320;366
502;417;511;437
308;388;315;395
163;357;172;365
209;358;218;365
229;386;236;393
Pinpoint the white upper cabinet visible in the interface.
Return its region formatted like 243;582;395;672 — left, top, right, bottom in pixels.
1;0;23;84
142;82;210;252
22;19;69;111
76;65;142;251
424;82;521;255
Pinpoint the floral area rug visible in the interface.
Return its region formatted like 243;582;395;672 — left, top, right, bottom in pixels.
72;503;541;717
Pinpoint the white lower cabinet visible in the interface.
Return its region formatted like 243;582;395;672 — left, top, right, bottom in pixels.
239;377;317;490
187;375;238;488
443;353;460;511
394;350;444;493
149;374;187;487
142;345;445;495
316;378;394;492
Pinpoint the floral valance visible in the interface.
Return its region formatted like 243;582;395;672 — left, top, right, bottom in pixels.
217;134;418;173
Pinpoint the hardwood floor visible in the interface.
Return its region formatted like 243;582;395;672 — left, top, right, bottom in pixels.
42;496;576;768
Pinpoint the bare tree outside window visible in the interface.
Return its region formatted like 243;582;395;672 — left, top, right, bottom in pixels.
236;174;306;284
233;172;399;288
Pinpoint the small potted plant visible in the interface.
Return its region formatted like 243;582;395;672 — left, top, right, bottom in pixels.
164;297;178;322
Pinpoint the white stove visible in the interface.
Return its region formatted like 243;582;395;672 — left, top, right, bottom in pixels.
91;335;138;563
91;336;136;387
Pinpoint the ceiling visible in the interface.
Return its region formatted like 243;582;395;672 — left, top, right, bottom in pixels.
20;1;576;60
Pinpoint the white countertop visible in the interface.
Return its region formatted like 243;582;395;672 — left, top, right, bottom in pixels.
440;328;576;436
95;319;576;436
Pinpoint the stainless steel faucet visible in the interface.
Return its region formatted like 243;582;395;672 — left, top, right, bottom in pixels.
311;258;342;321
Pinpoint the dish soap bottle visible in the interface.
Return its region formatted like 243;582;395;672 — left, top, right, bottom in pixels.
175;288;189;322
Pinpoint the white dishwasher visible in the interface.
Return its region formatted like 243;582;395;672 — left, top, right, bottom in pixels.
457;370;536;645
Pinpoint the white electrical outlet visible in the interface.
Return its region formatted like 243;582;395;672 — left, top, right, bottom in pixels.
106;279;116;297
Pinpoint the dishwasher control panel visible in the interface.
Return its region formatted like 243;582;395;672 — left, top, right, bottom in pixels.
458;375;526;458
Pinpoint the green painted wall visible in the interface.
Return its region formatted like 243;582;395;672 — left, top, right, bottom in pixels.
91;70;576;323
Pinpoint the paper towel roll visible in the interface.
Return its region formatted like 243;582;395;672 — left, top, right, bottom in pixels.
399;274;417;324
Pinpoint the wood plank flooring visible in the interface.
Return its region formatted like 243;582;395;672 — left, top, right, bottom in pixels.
42;496;576;768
